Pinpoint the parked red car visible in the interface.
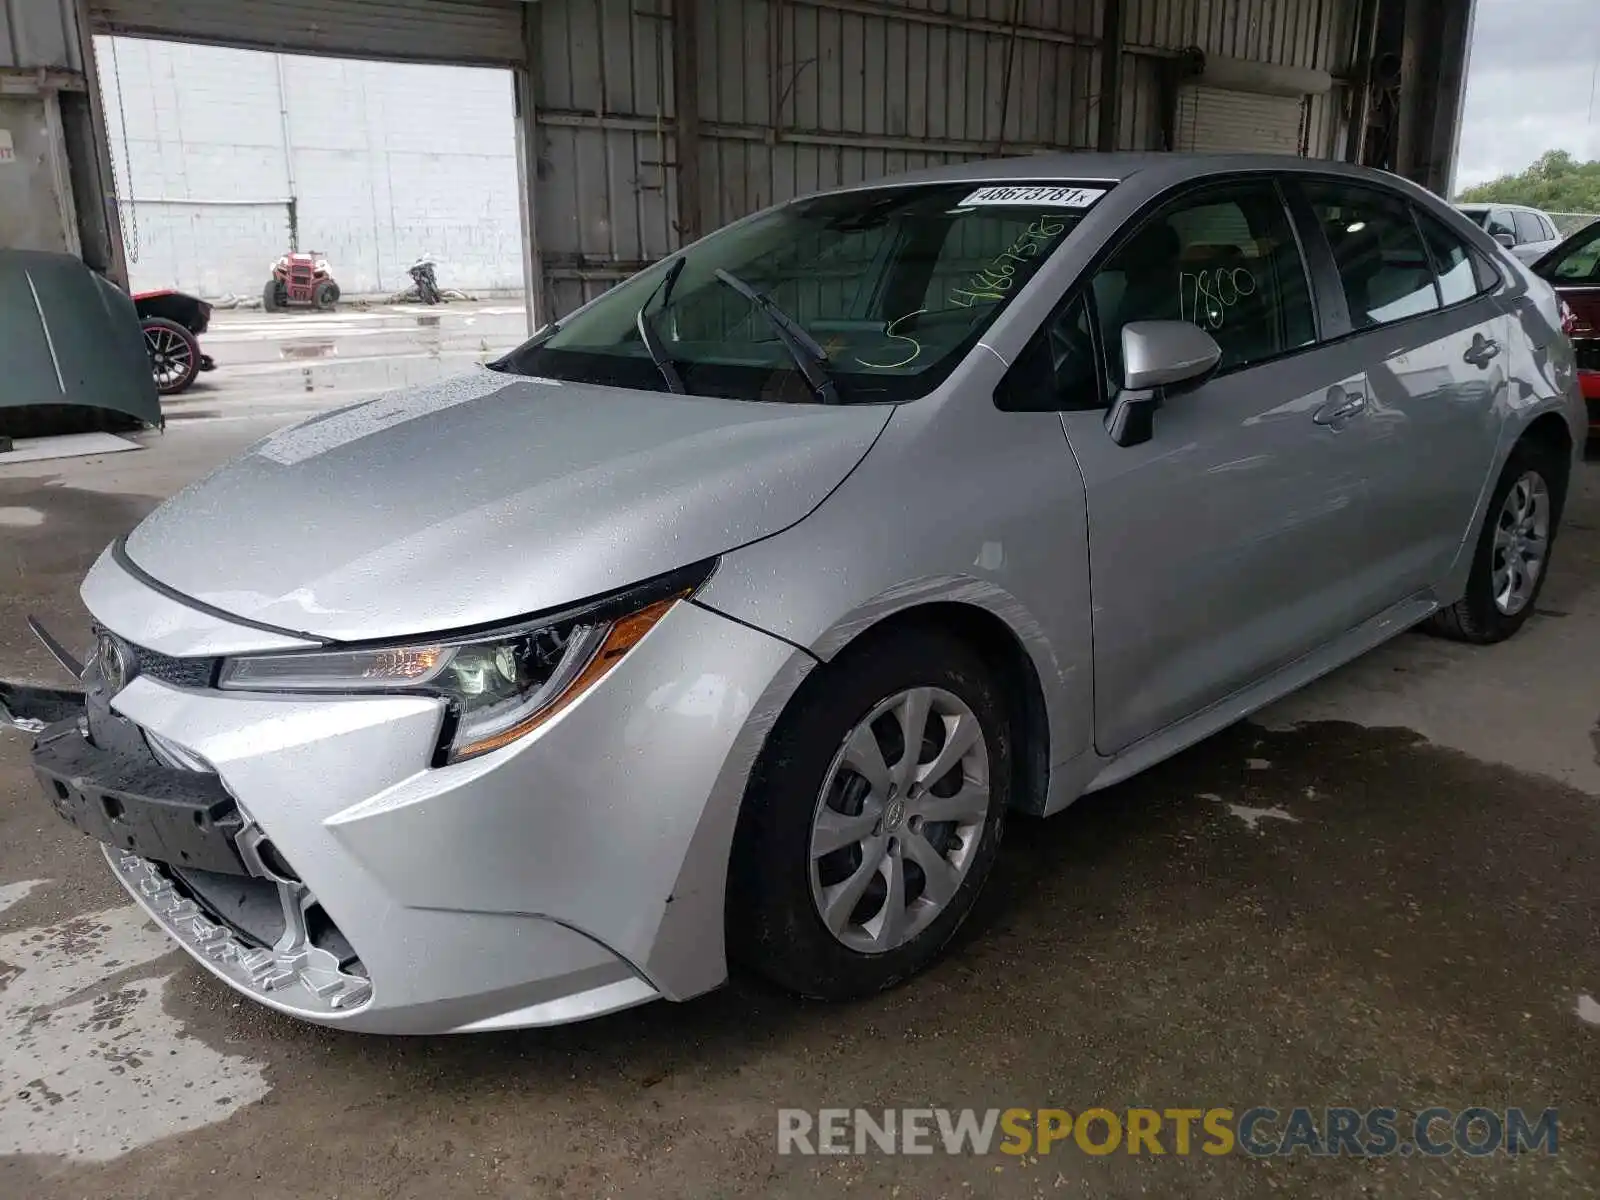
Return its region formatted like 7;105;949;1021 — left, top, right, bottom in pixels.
1531;220;1600;442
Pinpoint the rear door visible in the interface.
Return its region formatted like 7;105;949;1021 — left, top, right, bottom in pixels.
1292;178;1508;597
1042;177;1384;753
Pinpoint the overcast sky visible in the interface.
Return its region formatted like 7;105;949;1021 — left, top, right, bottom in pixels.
1456;0;1600;190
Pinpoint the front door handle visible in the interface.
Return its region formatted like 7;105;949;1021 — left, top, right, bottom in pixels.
1312;390;1367;427
1463;334;1501;368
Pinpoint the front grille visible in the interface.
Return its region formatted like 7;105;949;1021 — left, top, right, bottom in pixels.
93;628;216;690
1574;341;1600;372
130;643;216;689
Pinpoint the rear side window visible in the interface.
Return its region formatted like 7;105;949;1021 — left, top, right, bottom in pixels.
1304;182;1439;329
1514;210;1546;245
1540;214;1559;241
1090;180;1315;383
1414;210;1483;306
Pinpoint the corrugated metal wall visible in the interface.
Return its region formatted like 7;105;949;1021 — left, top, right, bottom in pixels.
1;0;84;70
1123;0;1352;157
532;0;1357;316
533;0;1113;315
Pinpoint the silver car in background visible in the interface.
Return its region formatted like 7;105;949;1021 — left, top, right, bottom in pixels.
1456;202;1564;265
15;154;1585;1033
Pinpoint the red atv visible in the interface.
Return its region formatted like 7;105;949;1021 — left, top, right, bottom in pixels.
134;290;216;395
264;251;340;311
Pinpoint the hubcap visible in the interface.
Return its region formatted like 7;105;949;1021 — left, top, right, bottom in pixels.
808;686;990;955
1491;470;1550;616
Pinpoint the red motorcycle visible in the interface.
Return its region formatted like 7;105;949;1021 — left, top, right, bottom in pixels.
264;251;340;311
134;290;216;395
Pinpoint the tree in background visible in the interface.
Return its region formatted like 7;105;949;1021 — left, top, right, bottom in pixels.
1457;150;1600;225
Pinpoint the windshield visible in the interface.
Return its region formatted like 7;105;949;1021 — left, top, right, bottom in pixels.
492;181;1107;403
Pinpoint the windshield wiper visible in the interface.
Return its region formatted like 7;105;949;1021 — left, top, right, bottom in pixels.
712;268;839;403
635;257;687;394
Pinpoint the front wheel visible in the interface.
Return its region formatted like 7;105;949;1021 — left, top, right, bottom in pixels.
142;316;201;395
1427;440;1565;643
313;280;340;310
728;625;1010;1000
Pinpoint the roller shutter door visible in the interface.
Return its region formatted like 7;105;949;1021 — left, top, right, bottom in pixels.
87;0;528;67
1175;86;1304;155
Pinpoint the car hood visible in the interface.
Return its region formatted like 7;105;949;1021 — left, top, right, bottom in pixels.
123;369;891;641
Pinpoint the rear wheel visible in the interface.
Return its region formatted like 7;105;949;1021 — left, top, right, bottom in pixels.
1427;439;1565;643
142;317;200;395
728;625;1009;1000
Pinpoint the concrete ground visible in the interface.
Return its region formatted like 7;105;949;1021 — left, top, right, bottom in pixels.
0;306;1596;1197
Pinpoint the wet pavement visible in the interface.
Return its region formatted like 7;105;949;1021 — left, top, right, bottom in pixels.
0;342;1596;1197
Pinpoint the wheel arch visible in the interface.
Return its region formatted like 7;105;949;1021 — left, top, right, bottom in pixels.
803;592;1055;817
1519;410;1575;504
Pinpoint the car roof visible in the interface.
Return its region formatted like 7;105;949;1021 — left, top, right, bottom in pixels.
1456;201;1545;214
845;151;1419;191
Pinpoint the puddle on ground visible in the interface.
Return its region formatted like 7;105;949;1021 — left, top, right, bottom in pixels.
0;882;270;1161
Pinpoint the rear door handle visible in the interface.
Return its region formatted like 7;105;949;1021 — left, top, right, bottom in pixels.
1312;390;1367;427
1464;335;1501;368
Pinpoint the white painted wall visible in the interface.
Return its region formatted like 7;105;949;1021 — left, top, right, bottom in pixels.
95;37;522;298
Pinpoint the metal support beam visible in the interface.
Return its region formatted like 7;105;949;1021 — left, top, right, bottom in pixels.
1394;0;1426;181
1431;0;1479;196
1342;0;1381;164
514;5;548;332
1097;0;1122;151
671;0;702;246
787;0;1094;48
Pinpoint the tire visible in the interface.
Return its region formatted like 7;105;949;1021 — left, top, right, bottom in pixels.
262;280;283;311
142;317;201;395
728;624;1011;1001
313;280;339;310
1426;439;1566;643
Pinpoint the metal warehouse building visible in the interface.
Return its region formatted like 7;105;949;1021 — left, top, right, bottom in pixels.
5;0;1478;324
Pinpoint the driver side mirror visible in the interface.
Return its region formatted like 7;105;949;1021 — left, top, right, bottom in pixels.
1104;320;1222;447
1493;231;1516;249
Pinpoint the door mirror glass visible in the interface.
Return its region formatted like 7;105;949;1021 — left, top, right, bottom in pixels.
1120;320;1222;391
1493;231;1516;249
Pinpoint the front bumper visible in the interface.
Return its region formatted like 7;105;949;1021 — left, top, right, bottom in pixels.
26;553;807;1033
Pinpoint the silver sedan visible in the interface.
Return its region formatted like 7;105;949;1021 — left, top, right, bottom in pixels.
12;154;1586;1033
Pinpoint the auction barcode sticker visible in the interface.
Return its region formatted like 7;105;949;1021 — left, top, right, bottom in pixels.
958;185;1107;208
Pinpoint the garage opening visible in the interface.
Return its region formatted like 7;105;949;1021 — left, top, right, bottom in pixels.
77;0;532;412
96;37;524;305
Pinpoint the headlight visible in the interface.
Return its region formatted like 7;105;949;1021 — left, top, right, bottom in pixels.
217;561;713;762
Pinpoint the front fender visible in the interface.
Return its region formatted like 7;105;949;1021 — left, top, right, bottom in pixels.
693;379;1095;800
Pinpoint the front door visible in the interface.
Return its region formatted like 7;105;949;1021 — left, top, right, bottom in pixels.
1056;178;1382;755
1543;219;1600;430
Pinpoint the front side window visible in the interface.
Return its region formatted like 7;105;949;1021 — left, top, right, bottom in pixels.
1479;209;1516;239
1089;180;1315;385
492;182;1105;404
1514;210;1546;245
1550;223;1600;281
1305;182;1440;329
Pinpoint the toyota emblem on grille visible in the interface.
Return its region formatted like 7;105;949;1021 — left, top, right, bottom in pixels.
97;631;135;694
